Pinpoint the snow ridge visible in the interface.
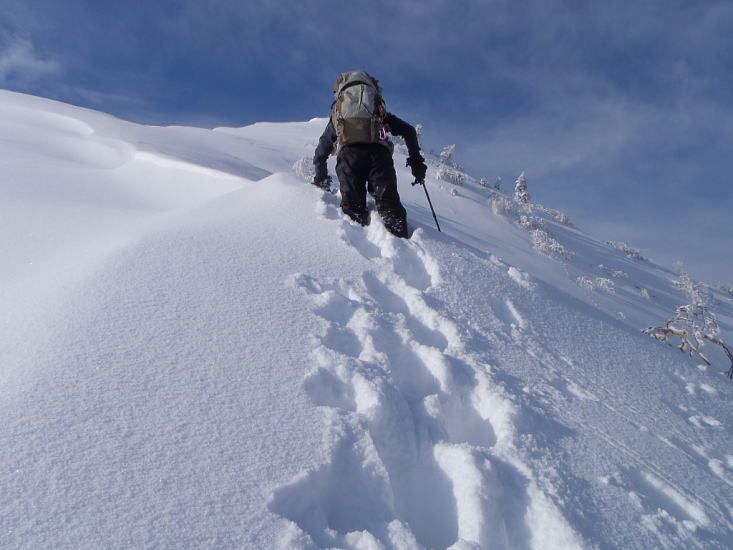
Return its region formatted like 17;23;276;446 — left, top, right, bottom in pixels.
270;195;583;550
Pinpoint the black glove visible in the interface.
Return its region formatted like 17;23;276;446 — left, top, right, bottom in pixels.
312;174;333;190
406;156;427;184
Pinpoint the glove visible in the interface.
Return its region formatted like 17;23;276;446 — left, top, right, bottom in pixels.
312;174;333;190
406;156;427;184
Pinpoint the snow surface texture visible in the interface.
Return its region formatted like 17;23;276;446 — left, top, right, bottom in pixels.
1;90;732;550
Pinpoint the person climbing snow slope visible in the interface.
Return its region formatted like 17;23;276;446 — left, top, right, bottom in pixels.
312;70;427;238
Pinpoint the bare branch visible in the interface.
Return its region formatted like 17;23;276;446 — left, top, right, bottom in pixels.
642;325;712;365
642;274;731;379
705;334;733;379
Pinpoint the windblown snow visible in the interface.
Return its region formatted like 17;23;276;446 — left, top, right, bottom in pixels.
1;89;732;550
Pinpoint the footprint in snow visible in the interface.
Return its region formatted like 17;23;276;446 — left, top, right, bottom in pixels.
276;203;583;549
361;271;450;352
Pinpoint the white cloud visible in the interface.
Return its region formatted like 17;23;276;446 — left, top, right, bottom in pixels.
0;37;61;84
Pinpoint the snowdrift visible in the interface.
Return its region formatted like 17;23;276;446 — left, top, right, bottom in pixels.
1;90;731;550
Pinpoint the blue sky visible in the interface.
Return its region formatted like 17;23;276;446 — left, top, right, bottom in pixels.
2;0;731;284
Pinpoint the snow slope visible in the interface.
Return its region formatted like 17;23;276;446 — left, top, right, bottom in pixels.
1;89;731;550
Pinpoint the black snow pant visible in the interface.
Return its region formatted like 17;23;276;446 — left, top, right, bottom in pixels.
335;143;409;239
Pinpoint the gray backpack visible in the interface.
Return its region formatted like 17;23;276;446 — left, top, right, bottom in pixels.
331;71;387;146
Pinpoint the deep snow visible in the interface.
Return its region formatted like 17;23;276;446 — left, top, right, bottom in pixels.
1;90;731;550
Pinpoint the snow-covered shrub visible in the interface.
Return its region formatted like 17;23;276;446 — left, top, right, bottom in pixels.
576;276;614;292
293;157;315;181
488;178;571;262
606;241;646;261
556;212;571;226
481;176;502;191
436;144;468;186
545;208;571;226
639;287;652;300
453;171;467;186
437;165;468;186
576;277;595;291
514;214;572;260
643;270;733;378
526;224;573;261
518;215;543;231
673;270;700;297
531;204;571;226
595;277;616;293
514;172;530;204
489;195;520;216
439;144;457;167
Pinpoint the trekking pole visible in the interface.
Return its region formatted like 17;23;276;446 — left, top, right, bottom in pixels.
415;179;441;232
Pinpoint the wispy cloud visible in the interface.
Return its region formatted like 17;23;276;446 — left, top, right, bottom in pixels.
0;36;61;85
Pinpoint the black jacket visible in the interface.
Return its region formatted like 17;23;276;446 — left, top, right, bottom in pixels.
313;113;422;177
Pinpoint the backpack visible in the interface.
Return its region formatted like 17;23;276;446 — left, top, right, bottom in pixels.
331;71;387;146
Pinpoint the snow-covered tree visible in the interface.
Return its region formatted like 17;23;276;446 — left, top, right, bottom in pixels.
518;215;573;261
514;172;530;203
436;144;468;186
606;241;646;261
489;194;519;216
440;144;456;167
437;164;466;186
481;176;502;191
